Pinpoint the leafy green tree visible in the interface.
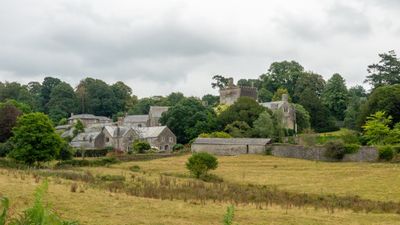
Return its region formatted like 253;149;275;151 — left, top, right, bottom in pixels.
362;111;391;145
199;131;232;138
47;82;78;123
261;60;304;97
132;140;151;153
9;113;63;165
294;72;337;132
344;94;367;130
128;97;165;114
0;82;34;108
348;85;367;98
72;120;85;138
257;88;273;102
164;92;185;106
218;97;265;129
359;84;400;126
40;77;61;113
211;75;230;89
322;73;349;120
27;81;42;111
201;94;219;107
111;81;136;113
386;123;400;145
252;111;274;138
224;121;252;138
0;102;22;142
160;97;217;143
272;88;291;101
294;104;311;132
76;78;117;117
365;50;400;89
186;152;218;178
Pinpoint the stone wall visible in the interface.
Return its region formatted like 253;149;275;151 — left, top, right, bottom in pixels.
271;145;378;162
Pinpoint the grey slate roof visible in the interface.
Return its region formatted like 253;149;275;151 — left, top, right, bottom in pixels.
68;114;111;122
193;138;271;145
135;126;168;138
124;115;149;123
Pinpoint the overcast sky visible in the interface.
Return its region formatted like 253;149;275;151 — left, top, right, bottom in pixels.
0;0;399;97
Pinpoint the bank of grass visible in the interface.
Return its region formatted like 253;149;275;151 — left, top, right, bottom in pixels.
113;154;400;202
1;170;400;225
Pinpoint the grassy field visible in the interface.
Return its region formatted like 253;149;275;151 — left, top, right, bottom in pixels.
1;154;400;224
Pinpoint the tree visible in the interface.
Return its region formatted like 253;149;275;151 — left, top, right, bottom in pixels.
252;111;274;138
202;94;219;107
199;131;232;138
224;121;252;138
128;97;165;115
0;102;22;142
365;50;400;89
0;82;34;108
160;97;217;143
344;91;367;130
186;152;218;178
40;77;61;113
261;61;304;97
272;88;291;101
294;104;311;133
257;88;273;102
72;120;85;138
164;92;185;106
75;78;117;117
211;75;230;89
9;113;63;165
47;82;78;123
111;81;136;113
322;73;349;120
362;111;391;145
218;97;265;129
359;84;400;126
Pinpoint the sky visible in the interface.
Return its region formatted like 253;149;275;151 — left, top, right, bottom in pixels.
0;0;399;98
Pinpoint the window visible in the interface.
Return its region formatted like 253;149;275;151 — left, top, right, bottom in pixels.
169;137;173;143
165;145;169;150
138;124;142;128
89;137;93;143
159;146;163;150
161;136;165;142
106;137;110;142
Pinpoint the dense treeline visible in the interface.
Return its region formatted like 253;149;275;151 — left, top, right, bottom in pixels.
0;50;399;147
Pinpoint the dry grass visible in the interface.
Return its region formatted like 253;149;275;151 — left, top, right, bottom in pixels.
110;154;400;202
0;170;400;225
2;154;400;224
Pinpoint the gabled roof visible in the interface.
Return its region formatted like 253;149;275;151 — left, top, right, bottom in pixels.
149;106;169;117
70;131;102;148
193;138;271;145
103;126;133;138
124;115;149;123
134;126;168;138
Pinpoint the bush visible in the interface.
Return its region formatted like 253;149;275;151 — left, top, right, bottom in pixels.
378;146;394;161
129;165;141;172
344;144;360;155
0;141;13;157
172;144;184;151
199;132;232;138
186;152;218;178
54;157;119;168
74;149;108;157
340;129;360;144
132;141;151;153
392;145;400;154
324;140;346;160
56;142;74;161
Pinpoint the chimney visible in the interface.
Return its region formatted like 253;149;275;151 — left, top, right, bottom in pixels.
282;94;288;102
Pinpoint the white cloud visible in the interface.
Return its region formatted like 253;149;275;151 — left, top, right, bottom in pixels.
0;0;399;97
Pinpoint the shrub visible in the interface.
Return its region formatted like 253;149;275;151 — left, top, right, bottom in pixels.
324;140;346;160
132;140;151;153
392;145;400;154
74;149;109;157
340;129;360;144
186;152;218;178
56;142;74;161
199;131;232;138
344;144;360;155
172;144;184;151
223;205;235;225
54;157;119;168
378;146;394;161
0;141;13;158
129;165;141;172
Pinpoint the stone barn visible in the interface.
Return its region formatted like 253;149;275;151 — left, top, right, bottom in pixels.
191;138;271;156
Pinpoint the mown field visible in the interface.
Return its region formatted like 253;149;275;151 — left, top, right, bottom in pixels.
1;154;400;224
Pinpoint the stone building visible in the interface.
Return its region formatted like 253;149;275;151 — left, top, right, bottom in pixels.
260;94;296;131
136;126;176;151
148;106;169;126
191;138;271;155
120;115;149;127
70;131;105;149
219;78;258;105
67;114;111;126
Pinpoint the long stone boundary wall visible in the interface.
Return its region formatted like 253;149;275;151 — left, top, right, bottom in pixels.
270;145;378;162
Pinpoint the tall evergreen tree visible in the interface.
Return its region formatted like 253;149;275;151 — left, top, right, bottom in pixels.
322;73;349;120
